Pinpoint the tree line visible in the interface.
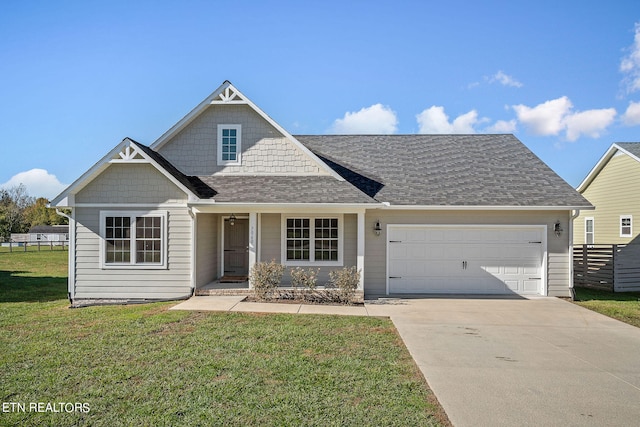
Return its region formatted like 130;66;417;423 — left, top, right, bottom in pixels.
0;184;68;242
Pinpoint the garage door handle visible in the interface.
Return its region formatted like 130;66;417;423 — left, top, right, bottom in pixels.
529;241;542;244
529;277;541;280
389;276;402;279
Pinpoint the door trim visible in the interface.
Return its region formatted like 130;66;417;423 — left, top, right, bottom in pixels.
385;224;548;296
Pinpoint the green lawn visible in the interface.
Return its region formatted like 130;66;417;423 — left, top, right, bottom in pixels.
574;287;640;328
0;250;449;426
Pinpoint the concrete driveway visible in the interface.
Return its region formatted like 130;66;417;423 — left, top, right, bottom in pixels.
367;297;640;427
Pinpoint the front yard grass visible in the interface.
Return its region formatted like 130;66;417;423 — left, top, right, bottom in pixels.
0;250;449;426
574;287;640;328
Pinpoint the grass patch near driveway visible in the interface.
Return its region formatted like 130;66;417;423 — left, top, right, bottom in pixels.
0;250;448;426
574;287;640;328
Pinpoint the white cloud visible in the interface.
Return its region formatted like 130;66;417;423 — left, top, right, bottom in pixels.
564;108;617;141
486;119;517;133
512;96;616;141
620;22;640;93
512;96;573;136
1;169;67;200
622;101;640;125
416;106;480;133
329;104;398;134
488;71;523;88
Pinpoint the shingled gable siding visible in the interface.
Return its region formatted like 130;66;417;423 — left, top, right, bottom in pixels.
575;153;640;245
73;164;192;299
364;210;573;298
75;164;188;204
259;213;358;285
157;105;325;176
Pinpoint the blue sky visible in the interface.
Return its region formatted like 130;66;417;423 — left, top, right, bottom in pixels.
2;1;640;199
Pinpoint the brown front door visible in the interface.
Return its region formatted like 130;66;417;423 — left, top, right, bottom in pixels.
223;218;249;276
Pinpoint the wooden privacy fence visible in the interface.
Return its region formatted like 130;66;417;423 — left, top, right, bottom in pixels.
573;244;640;292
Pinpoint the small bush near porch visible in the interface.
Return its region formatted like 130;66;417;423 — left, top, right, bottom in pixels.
250;261;361;304
0;251;449;426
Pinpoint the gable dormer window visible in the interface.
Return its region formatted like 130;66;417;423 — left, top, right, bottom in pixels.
217;124;242;165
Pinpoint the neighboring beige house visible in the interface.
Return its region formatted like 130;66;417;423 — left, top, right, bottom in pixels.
575;143;640;245
50;81;591;303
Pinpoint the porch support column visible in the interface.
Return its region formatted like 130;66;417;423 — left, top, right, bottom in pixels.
356;210;365;291
248;212;257;289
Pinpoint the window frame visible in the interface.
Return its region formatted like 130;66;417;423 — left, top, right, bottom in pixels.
100;210;168;269
217;124;242;166
585;217;594;245
620;215;633;238
281;214;344;267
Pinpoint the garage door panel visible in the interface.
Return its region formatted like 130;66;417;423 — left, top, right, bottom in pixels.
388;226;544;295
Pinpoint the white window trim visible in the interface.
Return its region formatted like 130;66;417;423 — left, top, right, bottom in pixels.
217;124;242;166
281;214;344;267
620;215;633;238
585;217;594;245
99;210;168;270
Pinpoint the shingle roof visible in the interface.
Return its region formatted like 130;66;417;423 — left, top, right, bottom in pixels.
616;142;640;158
29;225;69;234
131;134;590;207
296;134;592;207
197;175;377;204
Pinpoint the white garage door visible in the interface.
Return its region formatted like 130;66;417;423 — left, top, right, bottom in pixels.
387;225;545;295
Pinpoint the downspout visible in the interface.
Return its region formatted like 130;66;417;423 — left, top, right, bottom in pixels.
569;209;580;300
55;208;75;305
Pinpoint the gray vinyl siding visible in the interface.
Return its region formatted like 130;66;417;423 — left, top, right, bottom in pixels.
74;206;192;299
196;213;219;287
258;213;357;286
364;210;572;298
157;105;325;176
76;163;188;204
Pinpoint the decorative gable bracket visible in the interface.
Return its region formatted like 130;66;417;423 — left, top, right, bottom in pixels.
109;142;148;163
210;86;246;104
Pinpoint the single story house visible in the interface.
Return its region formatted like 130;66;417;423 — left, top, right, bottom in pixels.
575;142;640;245
50;81;592;303
10;225;69;243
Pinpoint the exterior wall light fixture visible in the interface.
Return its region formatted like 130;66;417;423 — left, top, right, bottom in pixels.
554;221;563;237
374;220;382;236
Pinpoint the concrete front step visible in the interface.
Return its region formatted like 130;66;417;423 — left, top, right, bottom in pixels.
195;288;252;296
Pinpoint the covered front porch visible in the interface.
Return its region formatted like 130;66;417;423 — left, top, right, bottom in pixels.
190;206;367;297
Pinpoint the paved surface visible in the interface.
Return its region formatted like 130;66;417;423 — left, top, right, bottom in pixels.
171;296;640;426
367;297;640;427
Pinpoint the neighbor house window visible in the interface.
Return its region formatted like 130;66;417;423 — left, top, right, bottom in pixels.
585;217;594;245
283;215;343;265
101;211;167;268
620;215;632;238
217;124;242;165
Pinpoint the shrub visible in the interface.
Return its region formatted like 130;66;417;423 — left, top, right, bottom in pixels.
250;260;285;300
328;266;361;303
289;267;320;291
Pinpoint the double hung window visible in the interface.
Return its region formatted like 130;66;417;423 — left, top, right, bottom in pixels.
283;216;342;265
101;211;167;268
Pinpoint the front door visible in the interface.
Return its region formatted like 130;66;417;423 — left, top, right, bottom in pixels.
223;218;249;276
